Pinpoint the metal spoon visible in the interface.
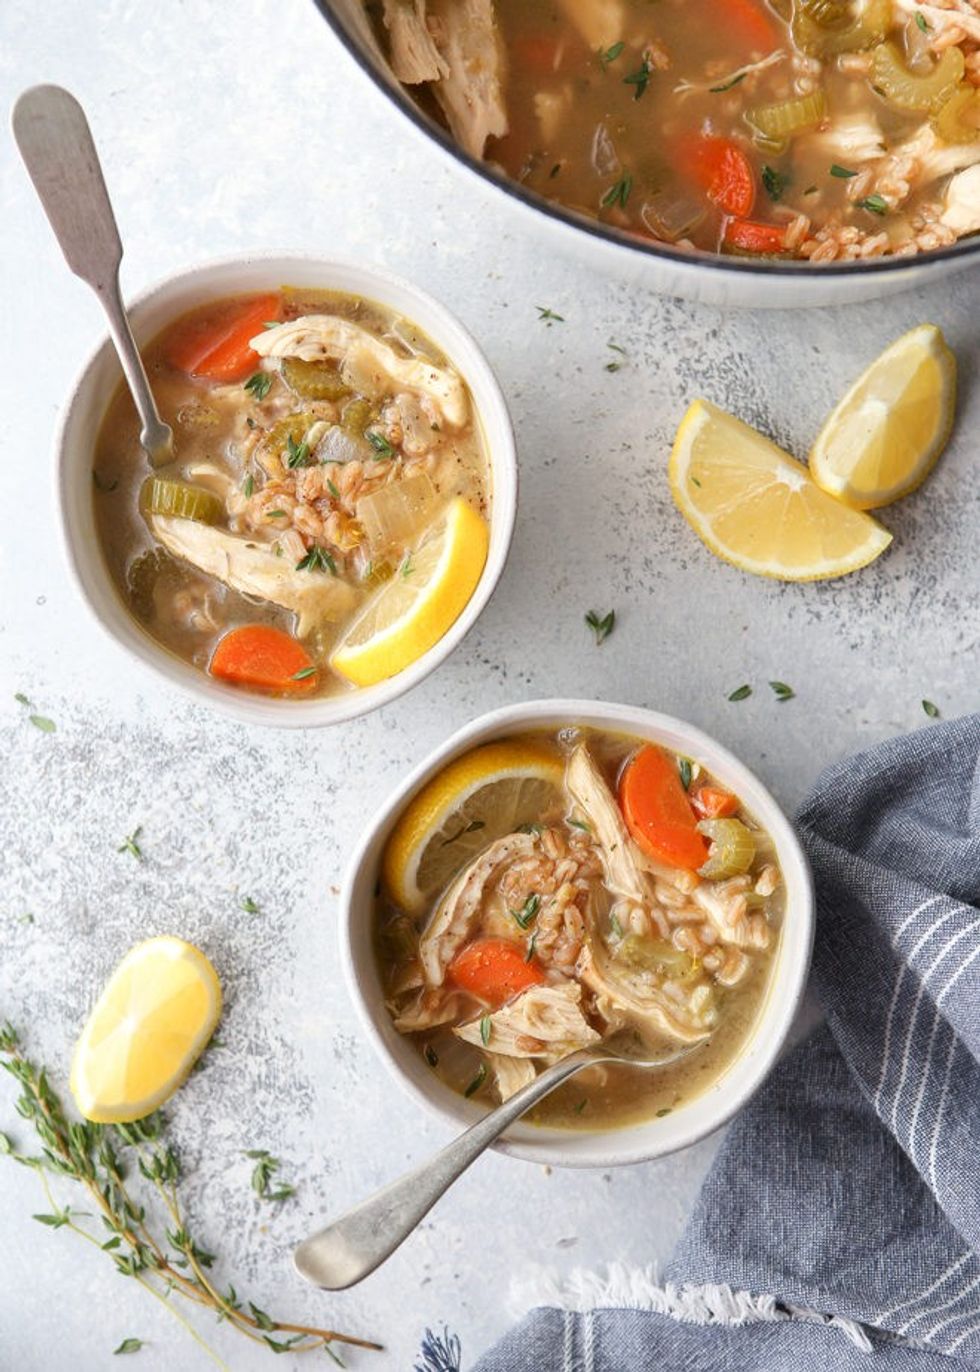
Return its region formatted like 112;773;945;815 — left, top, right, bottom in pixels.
11;84;173;465
294;1034;700;1290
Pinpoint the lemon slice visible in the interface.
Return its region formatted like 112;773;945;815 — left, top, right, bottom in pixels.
809;323;956;510
330;497;489;687
70;937;221;1123
670;399;892;581
382;741;565;913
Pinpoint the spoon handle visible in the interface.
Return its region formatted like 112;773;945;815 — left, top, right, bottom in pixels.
12;84;172;462
294;1051;592;1290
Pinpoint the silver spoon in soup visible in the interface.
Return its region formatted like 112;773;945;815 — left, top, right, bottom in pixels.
12;85;173;466
294;1030;702;1291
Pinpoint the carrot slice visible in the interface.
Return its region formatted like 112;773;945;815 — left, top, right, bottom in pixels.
167;294;281;382
714;0;778;50
686;137;756;218
723;218;789;254
209;625;317;694
691;785;739;819
448;938;545;1008
514;35;563;73
619;745;708;871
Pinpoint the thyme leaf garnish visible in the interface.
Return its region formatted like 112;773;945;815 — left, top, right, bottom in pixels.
285;434;311;469
480;1014;492;1047
601;171;633;210
678;758;693;789
368;431;395;460
585;609;615;645
464;1063;487;1098
623;51;653;99
535;306;565;324
769;681;795;702
599;40;624;68
295;545;336;574
856;194;888;215
243;372;272;402
727;684;752;702
922;699;940;718
117;827;143;861
709;70;746;93
511;894;540;930
239;896;261;914
244;1149;296;1203
762;164;788;202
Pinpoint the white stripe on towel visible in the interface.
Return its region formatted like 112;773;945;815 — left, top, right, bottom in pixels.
888;911;973;1132
874;894;948;1110
875;1252;972;1325
509;1263;873;1352
908;921;980;1165
915;1274;980;1340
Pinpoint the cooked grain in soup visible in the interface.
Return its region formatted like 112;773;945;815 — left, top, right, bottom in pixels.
371;0;980;261
93;287;490;698
375;728;783;1130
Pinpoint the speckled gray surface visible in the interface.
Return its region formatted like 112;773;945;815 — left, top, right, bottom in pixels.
1;3;978;1369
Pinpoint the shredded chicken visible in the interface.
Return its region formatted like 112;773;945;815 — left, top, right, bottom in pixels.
150;515;361;637
380;0;448;83
418;833;537;986
941;162;980;233
577;938;715;1044
252;316;468;429
455;982;601;1058
426;0;508;158
893;0;980;44
691;877;771;952
392;986;468;1033
486;1052;536;1102
555;0;624;49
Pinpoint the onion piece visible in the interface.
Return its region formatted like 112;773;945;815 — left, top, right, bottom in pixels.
356;474;441;555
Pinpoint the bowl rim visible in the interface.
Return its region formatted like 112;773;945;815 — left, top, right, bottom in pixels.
339;697;815;1168
312;0;980;283
53;250;518;729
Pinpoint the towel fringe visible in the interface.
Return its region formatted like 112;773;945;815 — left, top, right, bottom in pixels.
510;1263;874;1353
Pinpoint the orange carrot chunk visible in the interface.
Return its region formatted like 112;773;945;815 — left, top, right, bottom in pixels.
691;785;740;820
209;625;317;694
448;938;545;1008
685;137;756;219
619;745;709;871
723;218;789;254
713;0;779;50
167;294;281;382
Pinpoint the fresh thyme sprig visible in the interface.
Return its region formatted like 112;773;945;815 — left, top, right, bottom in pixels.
0;1024;380;1366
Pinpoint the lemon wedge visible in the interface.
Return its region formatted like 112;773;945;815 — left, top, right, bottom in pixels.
809;323;956;510
330;497;489;687
70;937;221;1124
670;399;892;581
382;741;565;914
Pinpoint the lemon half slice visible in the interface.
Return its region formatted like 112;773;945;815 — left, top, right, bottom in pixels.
71;937;221;1123
669;399;892;581
382;741;565;913
330;497;489;687
809;323;956;510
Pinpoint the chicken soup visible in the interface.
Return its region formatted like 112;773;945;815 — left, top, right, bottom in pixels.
92;287;491;698
372;0;980;261
375;728;782;1130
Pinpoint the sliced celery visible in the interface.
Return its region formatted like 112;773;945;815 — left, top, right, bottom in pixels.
746;89;827;141
871;42;966;114
139;477;224;524
697;819;757;881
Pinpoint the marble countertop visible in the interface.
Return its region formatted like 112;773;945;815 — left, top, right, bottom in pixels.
1;2;978;1368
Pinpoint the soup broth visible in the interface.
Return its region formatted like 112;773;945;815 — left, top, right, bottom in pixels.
371;0;980;262
375;727;783;1131
93;287;491;698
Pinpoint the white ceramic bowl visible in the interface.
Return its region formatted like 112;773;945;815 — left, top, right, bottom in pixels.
315;1;980;309
341;698;814;1168
55;253;517;727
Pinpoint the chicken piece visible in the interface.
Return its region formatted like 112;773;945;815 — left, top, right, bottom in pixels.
252;316;468;429
418;833;537;986
565;745;650;907
577;938;714;1044
487;1052;537;1102
455;982;601;1058
426;0;508;158
941;163;980;234
392;986;468;1032
796;110;886;167
556;0;624;48
691;878;771;951
872;122;980;205
893;0;980;43
150;515;360;637
381;0;448;83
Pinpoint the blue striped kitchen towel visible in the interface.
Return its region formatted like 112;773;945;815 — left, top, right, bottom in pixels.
469;715;980;1371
